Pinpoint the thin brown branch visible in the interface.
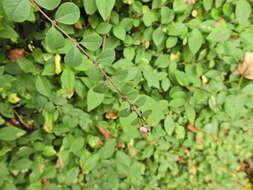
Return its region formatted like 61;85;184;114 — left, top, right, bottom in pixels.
13;109;34;131
102;34;107;52
29;0;146;126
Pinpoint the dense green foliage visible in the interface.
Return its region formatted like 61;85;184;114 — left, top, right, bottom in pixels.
0;0;253;189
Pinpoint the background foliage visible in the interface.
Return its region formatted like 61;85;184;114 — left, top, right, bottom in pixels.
1;0;253;189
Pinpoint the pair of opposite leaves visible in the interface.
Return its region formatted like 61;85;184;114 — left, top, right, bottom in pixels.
235;52;253;79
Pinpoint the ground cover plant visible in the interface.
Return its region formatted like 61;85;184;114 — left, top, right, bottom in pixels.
0;0;253;189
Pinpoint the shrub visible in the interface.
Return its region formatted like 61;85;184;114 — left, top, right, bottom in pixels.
0;0;253;189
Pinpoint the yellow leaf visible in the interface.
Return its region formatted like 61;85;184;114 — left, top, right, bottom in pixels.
54;54;62;75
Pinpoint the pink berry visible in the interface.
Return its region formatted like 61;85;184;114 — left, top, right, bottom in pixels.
139;127;149;134
184;0;196;4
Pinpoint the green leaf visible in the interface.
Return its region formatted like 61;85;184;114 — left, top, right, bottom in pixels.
3;0;31;22
84;153;100;173
236;0;251;25
0;126;26;141
99;139;116;159
70;137;85;154
61;66;75;92
95;0;115;21
87;88;104;111
113;25;126;41
45;27;65;50
81;33;102;51
83;0;97;15
152;27;164;47
175;125;185;140
35;0;61;10
173;0;188;13
168;98;186;108
36;76;52;97
55;2;80;25
17;59;36;73
242;84;253;95
160;7;174;24
143;67;160;89
97;49;115;65
64;46;83;67
164;115;175;136
188;29;203;55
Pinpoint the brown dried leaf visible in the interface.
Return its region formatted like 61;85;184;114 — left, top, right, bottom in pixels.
8;48;26;62
187;123;199;134
105;110;118;120
96;125;111;140
235;52;253;79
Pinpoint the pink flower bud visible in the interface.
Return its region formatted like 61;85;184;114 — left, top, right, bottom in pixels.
139;127;149;134
184;0;196;4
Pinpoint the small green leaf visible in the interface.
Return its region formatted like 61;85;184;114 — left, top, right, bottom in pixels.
83;0;97;15
164;116;175;136
81;33;102;51
175;125;185;140
36;76;52;97
97;49;115;65
87;88;104;111
45;27;65;50
35;0;61;10
236;0;251;25
96;0;115;21
113;25;126;41
3;0;31;22
188;29;203;55
70;137;85;154
152;27;164;47
61;66;75;93
64;46;83;67
55;2;80;25
0;126;26;141
17;59;36;73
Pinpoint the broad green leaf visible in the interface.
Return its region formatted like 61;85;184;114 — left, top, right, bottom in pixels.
81;33;102;51
207;23;231;42
45;27;65;50
87;88;104;111
83;0;97;15
84;153;100;173
173;0;188;13
236;0;251;25
143;11;157;27
70;137;85;154
95;0;115;21
152;27;164;47
97;49;115;65
99;139;116;159
0;126;26;141
64;46;83;67
3;0;31;22
113;25;126;41
17;59;36;73
185;106;196;122
35;0;61;10
188;29;203;55
242;84;253;95
160;7;174;24
61;66;75;93
36;76;52;97
175;125;185;140
168;98;186;108
65;167;80;185
164;116;176;136
55;2;80;25
143;67;160;89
